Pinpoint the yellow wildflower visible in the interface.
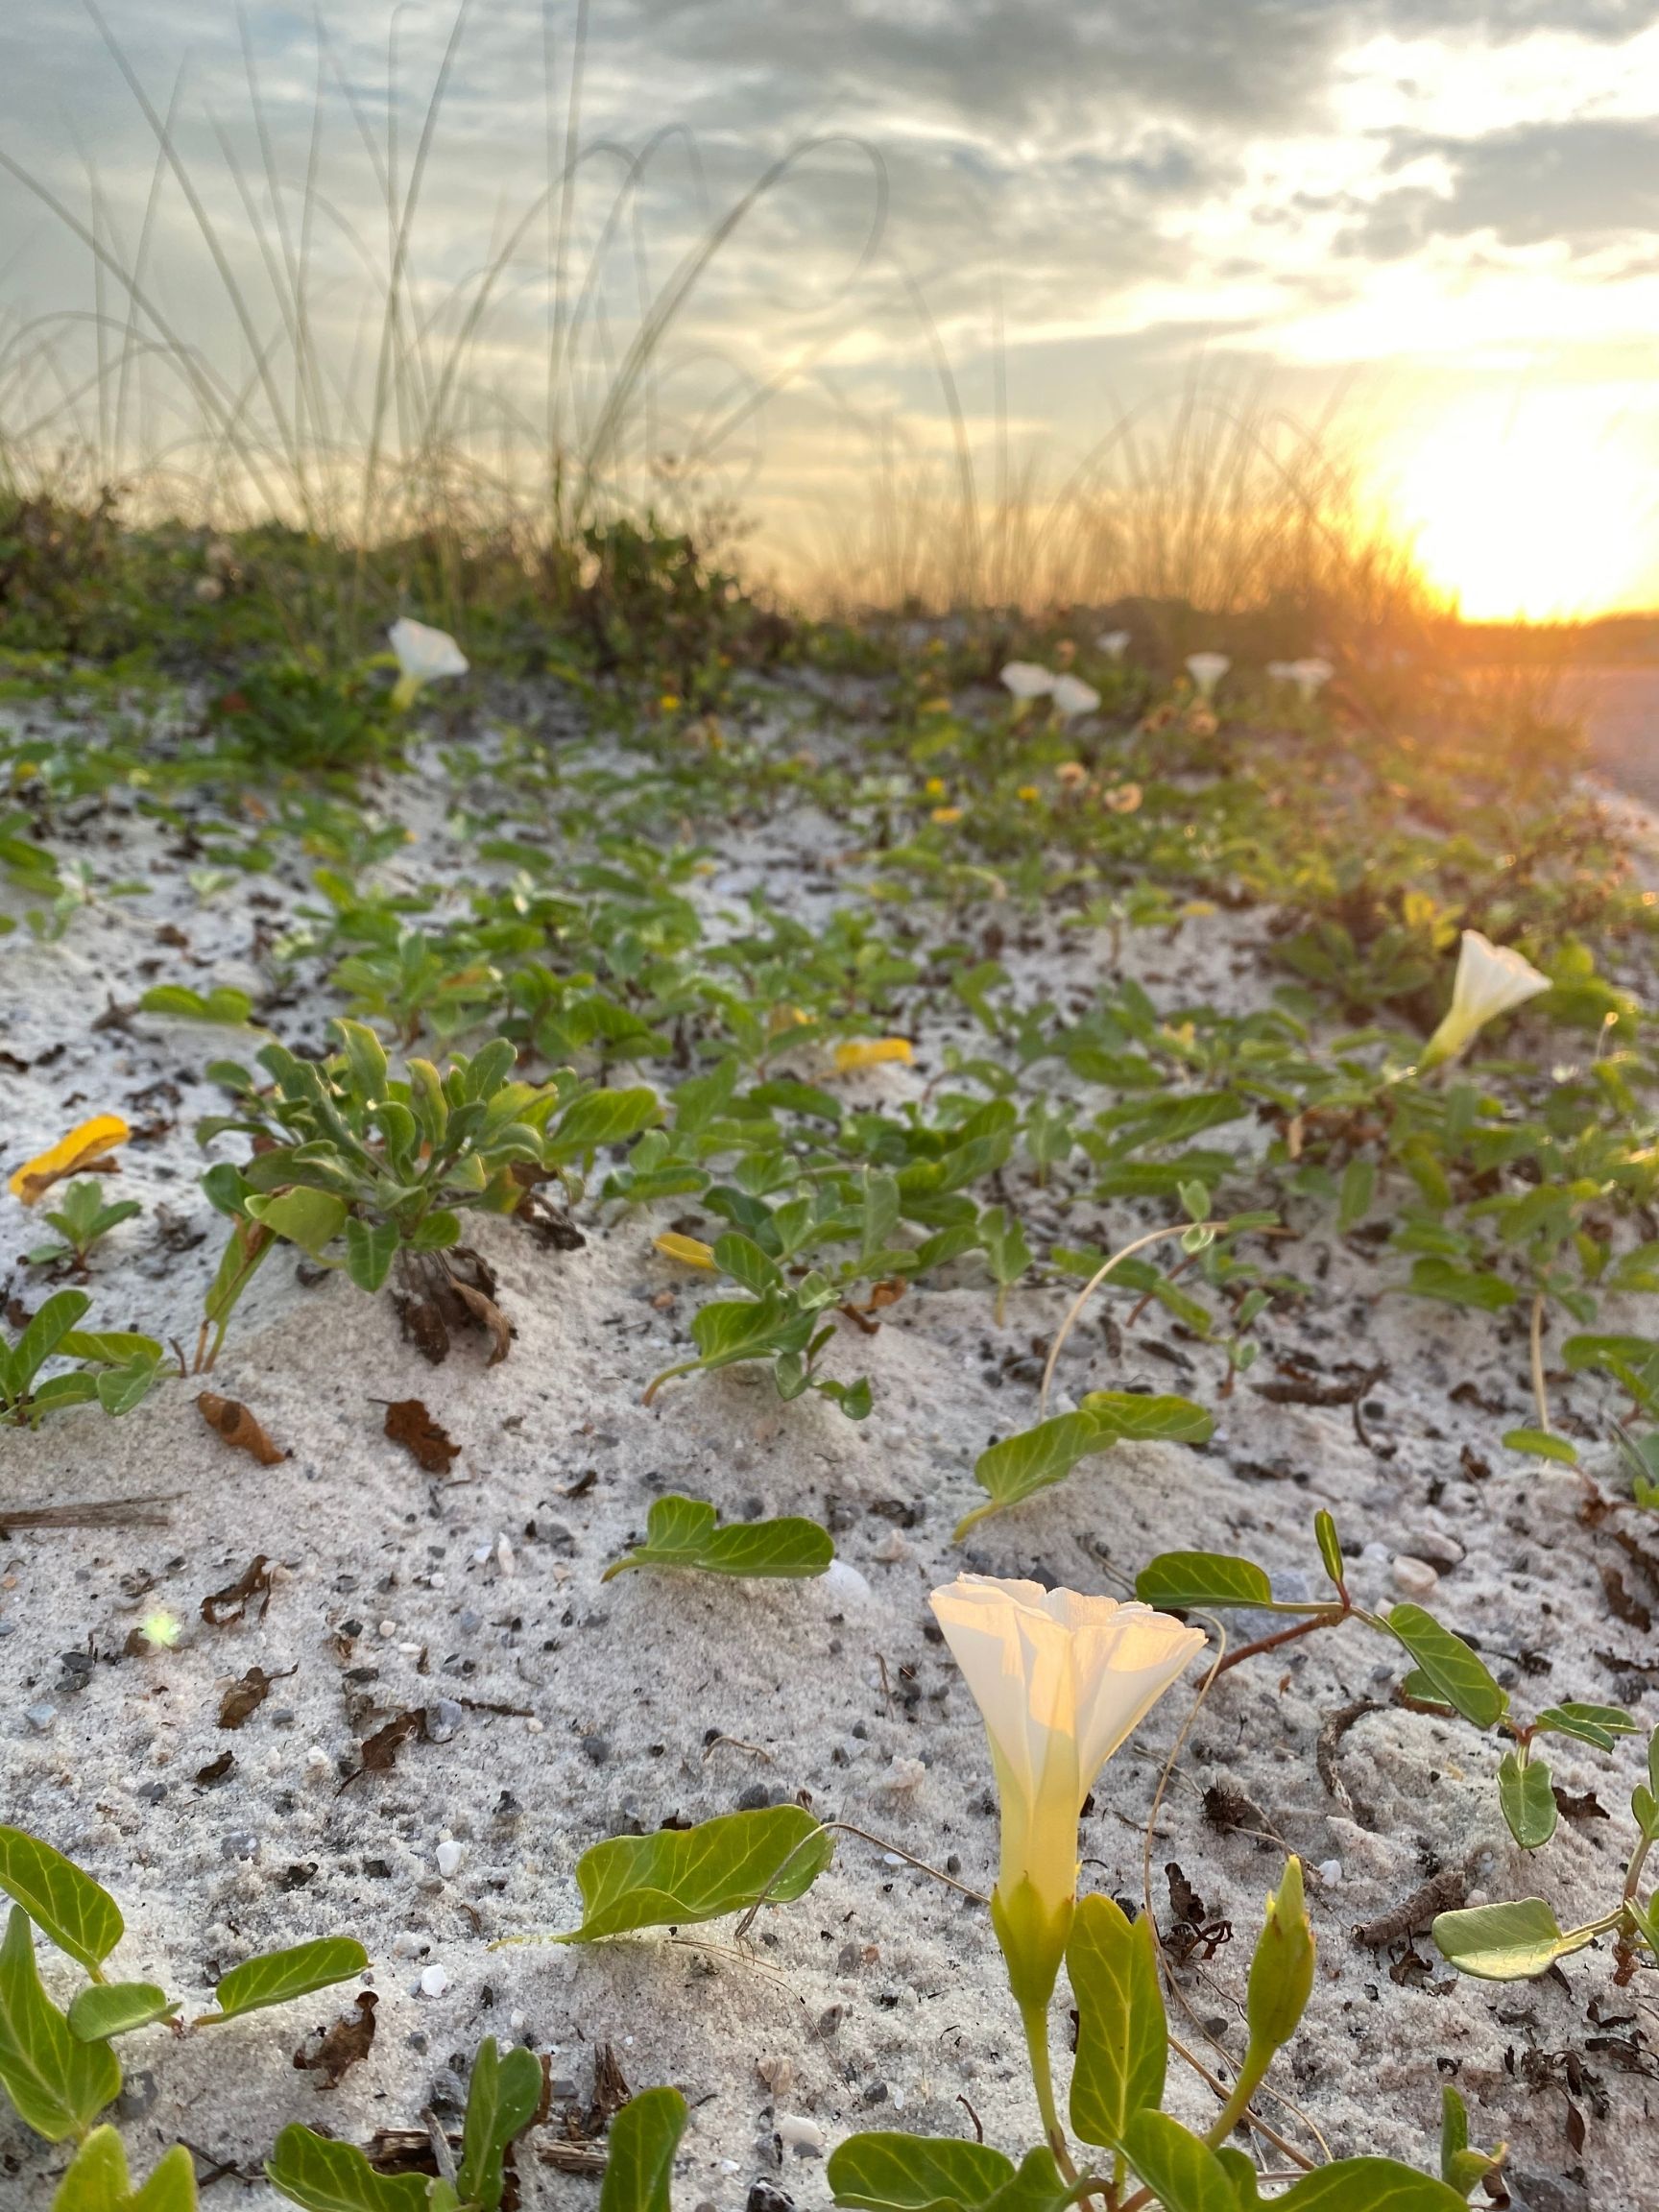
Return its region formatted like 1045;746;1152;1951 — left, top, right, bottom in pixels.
835;1039;914;1072
1017;784;1040;803
930;805;964;825
10;1114;132;1207
654;1232;716;1268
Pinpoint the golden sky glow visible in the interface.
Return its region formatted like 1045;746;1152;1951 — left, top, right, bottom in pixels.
6;4;1659;617
1382;394;1659;621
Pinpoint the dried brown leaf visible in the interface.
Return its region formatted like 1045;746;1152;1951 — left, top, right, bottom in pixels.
195;1749;236;1785
294;1990;378;2087
383;1400;461;1475
201;1554;274;1627
218;1663;294;1730
197;1393;284;1466
450;1280;513;1365
1600;1564;1652;1632
338;1706;429;1791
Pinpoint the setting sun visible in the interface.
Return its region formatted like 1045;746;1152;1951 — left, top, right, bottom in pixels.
1383;395;1654;620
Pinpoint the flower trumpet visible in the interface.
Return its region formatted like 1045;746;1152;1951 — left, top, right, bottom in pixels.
930;1575;1204;2009
1000;662;1055;709
1049;673;1100;721
1420;928;1551;1071
389;616;469;711
1185;651;1230;700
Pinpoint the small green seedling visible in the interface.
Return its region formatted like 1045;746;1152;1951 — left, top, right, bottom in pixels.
267;2033;543;2211
25;1180;143;1273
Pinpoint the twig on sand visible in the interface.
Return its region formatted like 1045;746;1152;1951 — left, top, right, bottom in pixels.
0;1491;179;1532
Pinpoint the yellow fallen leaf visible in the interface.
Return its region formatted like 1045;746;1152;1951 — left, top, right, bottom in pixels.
930;805;964;825
654;1232;716;1268
835;1038;914;1072
9;1114;132;1206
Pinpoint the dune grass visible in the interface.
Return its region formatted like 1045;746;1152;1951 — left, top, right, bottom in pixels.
0;5;1599;738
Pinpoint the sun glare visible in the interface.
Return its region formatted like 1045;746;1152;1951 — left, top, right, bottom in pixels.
1384;395;1654;620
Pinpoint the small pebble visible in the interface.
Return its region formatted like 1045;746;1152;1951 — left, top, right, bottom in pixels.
437;1840;465;1879
822;1560;871;1603
420;1963;449;1998
24;1702;56;1734
428;1699;465;1744
378;1620;397;1638
392;1932;428;1960
874;1758;926;1795
1407;1530;1465;1573
777;2115;825;2157
1316;1859;1342;1886
1391;1554;1439;1599
495;1533;517;1576
305;1745;329;1769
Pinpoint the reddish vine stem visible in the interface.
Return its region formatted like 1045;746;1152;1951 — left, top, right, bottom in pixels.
1212;1607;1348;1677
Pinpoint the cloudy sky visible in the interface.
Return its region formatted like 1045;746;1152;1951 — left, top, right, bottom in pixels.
3;1;1657;613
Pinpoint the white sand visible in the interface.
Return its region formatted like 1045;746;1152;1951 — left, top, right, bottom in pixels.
2;695;1656;2211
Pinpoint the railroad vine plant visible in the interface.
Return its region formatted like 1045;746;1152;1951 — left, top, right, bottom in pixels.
191;1019;654;1368
513;1574;1505;2207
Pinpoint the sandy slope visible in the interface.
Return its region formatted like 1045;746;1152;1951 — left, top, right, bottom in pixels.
2;695;1657;2212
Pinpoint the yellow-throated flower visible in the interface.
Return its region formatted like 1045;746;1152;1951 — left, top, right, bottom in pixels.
389;616;469;710
1050;674;1100;722
1185;651;1230;699
930;1575;1204;2005
1420;928;1550;1070
1000;661;1054;707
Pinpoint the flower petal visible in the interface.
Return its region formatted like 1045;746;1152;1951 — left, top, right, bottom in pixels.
9;1114;132;1206
834;1038;914;1071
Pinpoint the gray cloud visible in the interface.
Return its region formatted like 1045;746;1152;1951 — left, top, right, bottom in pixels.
1347;117;1659;255
2;0;1656;537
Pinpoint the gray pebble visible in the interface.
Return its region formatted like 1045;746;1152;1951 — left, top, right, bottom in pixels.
23;1702;56;1734
428;1698;466;1744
